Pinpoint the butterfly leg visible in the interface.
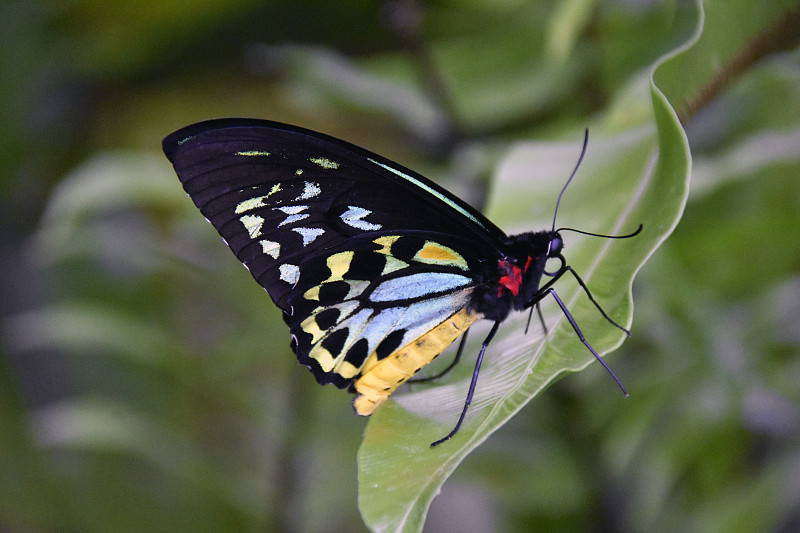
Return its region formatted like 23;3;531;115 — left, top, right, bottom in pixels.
536;303;548;334
523;303;548;335
562;266;631;336
545;288;628;396
430;321;500;447
409;329;470;384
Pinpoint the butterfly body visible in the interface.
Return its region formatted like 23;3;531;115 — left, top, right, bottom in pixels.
164;119;633;445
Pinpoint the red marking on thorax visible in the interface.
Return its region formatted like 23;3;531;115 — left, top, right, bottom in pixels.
498;259;523;296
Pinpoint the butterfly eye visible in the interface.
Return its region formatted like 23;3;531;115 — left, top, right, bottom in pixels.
546;235;563;257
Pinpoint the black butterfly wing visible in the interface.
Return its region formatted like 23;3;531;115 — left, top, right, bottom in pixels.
164;119;506;387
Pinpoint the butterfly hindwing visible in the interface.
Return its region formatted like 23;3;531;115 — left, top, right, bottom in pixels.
163;119;504;388
285;235;479;386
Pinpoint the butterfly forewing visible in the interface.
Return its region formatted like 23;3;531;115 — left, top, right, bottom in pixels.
164;119;504;388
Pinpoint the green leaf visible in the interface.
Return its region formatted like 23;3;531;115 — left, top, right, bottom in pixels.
357;4;698;532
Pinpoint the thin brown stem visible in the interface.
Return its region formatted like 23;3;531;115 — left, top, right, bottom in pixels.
381;0;465;143
677;5;800;125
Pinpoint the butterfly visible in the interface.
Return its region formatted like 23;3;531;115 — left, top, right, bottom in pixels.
163;119;641;447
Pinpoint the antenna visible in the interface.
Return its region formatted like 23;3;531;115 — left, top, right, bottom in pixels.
551;129;589;232
551;130;643;241
556;224;644;240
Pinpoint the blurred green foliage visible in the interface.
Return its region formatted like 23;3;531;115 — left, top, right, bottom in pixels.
1;1;798;532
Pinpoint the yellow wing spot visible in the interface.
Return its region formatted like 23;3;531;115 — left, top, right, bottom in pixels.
326;251;354;280
309;345;336;372
235;184;282;214
335;360;361;380
304;285;321;301
360;352;381;375
300;315;325;343
413;242;468;270
352;307;482;416
236;197;265;214
373;235;401;255
309;157;340;169
235;150;270;156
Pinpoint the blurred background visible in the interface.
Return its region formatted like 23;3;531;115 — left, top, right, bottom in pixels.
1;0;798;532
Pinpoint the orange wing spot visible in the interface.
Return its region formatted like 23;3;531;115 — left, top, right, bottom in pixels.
419;243;458;261
413;241;469;270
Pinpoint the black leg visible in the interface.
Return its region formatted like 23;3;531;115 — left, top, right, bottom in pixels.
562;266;631;336
536;302;548;334
409;329;470;384
524;307;534;334
534;261;630;337
545;288;628;396
431;321;501;447
523;303;548;335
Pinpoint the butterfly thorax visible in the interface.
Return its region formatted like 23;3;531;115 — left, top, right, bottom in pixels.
469;230;561;322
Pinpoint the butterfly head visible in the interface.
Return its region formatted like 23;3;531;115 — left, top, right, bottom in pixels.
545;231;563;259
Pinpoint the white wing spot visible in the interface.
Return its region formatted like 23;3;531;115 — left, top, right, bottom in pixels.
239;215;264;239
340;206;382;231
279;264;300;285
260;240;280;259
235;150;270;156
296;181;322;200
275;205;310;227
381;256;409;275
280;214;310;226
277;205;307;214
309;157;339;169
292;227;325;246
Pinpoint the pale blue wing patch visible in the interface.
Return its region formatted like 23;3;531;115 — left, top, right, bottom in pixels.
310;289;472;376
368;272;472;302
